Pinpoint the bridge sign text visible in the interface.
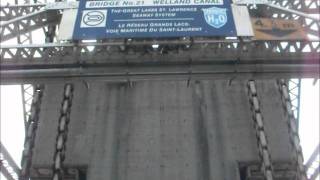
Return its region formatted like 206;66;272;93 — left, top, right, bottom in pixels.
73;0;236;39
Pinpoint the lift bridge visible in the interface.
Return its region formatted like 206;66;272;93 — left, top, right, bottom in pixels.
0;0;319;180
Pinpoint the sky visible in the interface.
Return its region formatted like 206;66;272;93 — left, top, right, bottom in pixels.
299;79;320;178
0;85;24;180
0;85;24;164
300;79;320;158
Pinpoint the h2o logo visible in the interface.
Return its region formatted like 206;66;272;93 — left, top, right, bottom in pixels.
202;7;228;29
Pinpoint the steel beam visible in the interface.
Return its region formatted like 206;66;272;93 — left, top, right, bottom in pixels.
17;0;35;135
0;1;318;84
0;10;60;42
271;0;320;38
0;166;16;180
288;79;302;128
305;144;320;169
0;4;45;21
1;39;319;61
0;56;319;84
0;0;318;44
310;164;319;180
266;3;320;21
21;85;34;130
307;147;320;180
0;39;319;84
0;142;20;180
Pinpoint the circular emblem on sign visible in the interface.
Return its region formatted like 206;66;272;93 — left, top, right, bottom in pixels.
82;11;105;26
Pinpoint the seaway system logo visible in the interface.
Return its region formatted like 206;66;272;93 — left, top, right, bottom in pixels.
80;10;107;28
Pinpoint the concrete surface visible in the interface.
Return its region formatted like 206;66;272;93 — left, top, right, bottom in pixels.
33;80;292;180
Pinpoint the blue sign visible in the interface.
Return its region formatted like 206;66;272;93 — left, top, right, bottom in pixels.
73;0;236;39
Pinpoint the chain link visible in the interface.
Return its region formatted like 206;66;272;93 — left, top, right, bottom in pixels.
247;80;274;180
52;84;74;180
277;79;308;180
20;84;45;180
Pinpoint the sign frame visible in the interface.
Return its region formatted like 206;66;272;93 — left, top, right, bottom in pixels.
73;0;237;40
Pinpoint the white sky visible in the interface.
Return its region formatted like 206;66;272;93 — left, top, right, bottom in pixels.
300;79;320;159
0;85;24;180
0;85;24;164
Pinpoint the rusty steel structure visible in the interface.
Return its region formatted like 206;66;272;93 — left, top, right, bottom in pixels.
0;0;319;180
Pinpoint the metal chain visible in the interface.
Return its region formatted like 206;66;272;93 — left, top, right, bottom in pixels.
52;84;74;180
277;79;308;180
247;80;274;180
20;84;45;180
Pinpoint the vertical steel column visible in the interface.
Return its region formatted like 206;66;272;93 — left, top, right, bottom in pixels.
52;84;74;180
21;85;34;131
247;80;274;180
45;0;62;43
19;0;36;133
288;79;302;130
277;79;308;180
20;85;45;180
15;0;34;44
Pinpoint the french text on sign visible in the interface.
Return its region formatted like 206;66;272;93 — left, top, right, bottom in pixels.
73;0;236;39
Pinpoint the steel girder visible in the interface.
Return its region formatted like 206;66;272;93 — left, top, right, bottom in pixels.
0;4;45;21
0;142;20;180
0;10;60;42
269;0;318;128
0;0;319;84
0;1;318;41
305;144;320;180
272;0;320;14
0;59;319;84
14;2;36;134
0;41;319;84
288;79;302;127
0;0;318;41
0;37;319;84
0;1;318;43
271;0;320;41
271;0;320;37
0;38;319;60
21;85;34;129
